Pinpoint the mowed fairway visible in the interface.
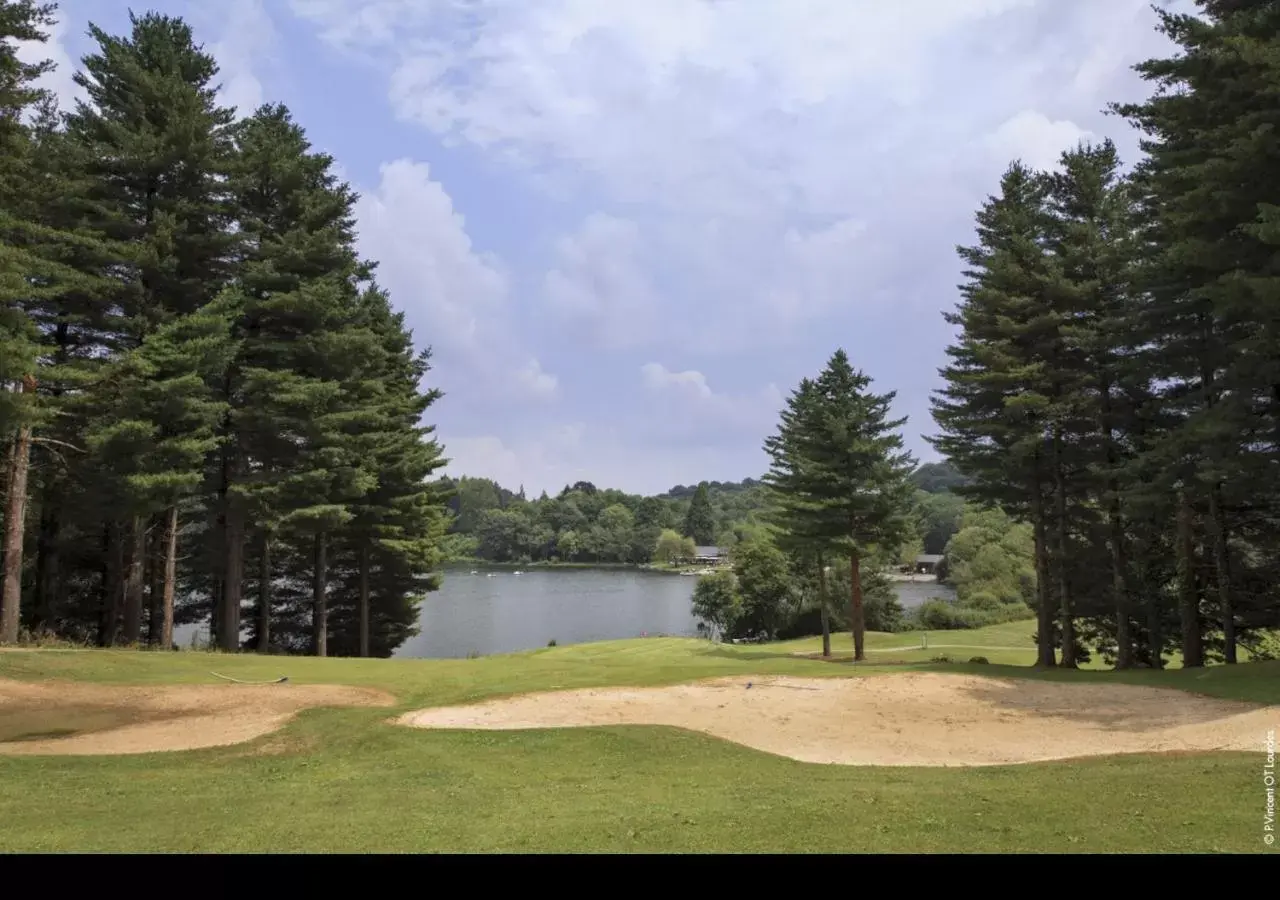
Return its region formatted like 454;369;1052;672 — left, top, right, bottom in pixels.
1;621;1277;853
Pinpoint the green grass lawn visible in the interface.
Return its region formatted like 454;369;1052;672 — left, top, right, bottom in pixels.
1;622;1276;853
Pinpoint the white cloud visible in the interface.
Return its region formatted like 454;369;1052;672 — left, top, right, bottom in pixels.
209;0;276;118
352;159;556;402
288;0;1191;486
291;0;1187;357
291;0;1044;217
984;110;1092;172
543;214;659;349
515;358;558;400
14;10;84;111
640;362;783;440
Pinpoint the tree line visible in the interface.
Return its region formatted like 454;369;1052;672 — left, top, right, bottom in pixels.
931;1;1280;669
0;4;448;656
435;475;773;565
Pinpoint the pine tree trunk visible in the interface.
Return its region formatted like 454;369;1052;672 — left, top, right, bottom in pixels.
849;549;865;662
161;505;177;651
33;489;60;632
256;533;271;653
1177;490;1204;668
100;521;125;646
313;532;328;657
1206;483;1236;664
1029;464;1056;668
817;552;830;658
220;499;244;652
1099;380;1132;670
147;524;163;646
1134;536;1163;669
1109;504;1132;669
1051;428;1076;668
121;515;146;644
359;542;371;658
0;411;33;644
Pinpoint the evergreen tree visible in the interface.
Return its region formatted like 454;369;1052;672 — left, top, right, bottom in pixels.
803;350;916;661
1114;0;1280;664
931;163;1062;667
682;481;715;545
82;299;236;646
327;286;447;657
64;10;239;645
763;377;838;657
1;2;115;642
221;103;366;652
1043;140;1144;667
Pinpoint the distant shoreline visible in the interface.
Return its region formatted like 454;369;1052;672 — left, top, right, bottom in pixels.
441;559;711;576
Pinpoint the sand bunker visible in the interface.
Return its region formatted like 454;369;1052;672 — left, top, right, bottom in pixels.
0;678;394;756
396;673;1278;767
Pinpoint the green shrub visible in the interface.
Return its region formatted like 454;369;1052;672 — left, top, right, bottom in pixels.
969;656;990;664
912;599;1030;631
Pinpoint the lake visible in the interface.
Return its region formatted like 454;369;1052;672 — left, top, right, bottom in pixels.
394;566;957;659
174;567;957;657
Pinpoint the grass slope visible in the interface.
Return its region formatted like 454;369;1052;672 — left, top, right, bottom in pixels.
1;622;1276;853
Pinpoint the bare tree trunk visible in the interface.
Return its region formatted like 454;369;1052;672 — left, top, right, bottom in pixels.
220;497;244;652
99;521;126;646
161;506;178;651
33;488;60;632
1;398;33;644
121;515;146;644
1134;535;1163;669
256;532;271;653
849;549;865;662
1177;490;1204;668
147;523;163;646
1029;463;1056;668
1206;483;1236;664
313;532;328;657
1109;504;1132;669
1099;380;1133;669
817;551;830;658
358;541;371;658
1051;428;1077;668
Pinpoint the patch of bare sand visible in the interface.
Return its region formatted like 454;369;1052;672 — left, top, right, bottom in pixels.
0;678;395;756
394;673;1279;766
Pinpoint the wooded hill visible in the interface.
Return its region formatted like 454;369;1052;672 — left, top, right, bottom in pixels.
0;6;448;657
436;462;968;567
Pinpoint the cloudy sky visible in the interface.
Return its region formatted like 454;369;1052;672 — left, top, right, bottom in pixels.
26;0;1188;495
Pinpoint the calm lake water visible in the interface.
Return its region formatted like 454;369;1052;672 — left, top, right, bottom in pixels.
174;567;957;657
395;567;957;659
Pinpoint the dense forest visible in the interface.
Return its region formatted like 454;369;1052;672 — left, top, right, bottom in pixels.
0;4;448;657
435;463;967;568
931;1;1280;668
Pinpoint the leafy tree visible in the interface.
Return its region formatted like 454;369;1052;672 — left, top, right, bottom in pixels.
730;538;794;641
691;569;739;640
653;528;695;565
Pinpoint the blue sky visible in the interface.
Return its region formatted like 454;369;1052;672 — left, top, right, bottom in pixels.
25;0;1189;495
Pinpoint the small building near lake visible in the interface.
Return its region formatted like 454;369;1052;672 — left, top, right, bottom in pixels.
914;554;944;575
693;546;725;566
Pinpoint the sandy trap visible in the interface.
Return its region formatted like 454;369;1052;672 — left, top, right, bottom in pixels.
0;678;394;756
395;673;1279;767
